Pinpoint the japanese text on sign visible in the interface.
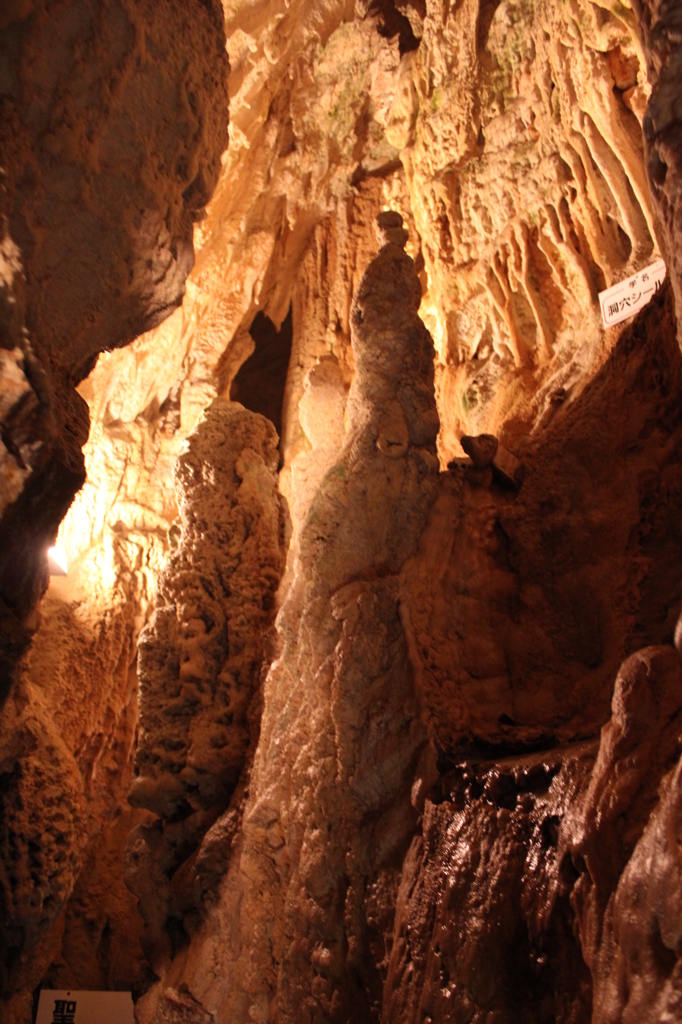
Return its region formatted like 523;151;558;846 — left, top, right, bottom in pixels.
599;258;666;328
52;1001;76;1024
35;990;135;1024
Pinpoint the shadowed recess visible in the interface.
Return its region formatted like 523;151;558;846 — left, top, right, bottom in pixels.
230;307;293;441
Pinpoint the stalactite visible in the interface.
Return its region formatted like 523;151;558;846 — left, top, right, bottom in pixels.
509;222;555;363
4;1;682;1021
486;251;532;369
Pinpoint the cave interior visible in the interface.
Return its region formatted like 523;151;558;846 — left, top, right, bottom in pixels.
2;0;682;1022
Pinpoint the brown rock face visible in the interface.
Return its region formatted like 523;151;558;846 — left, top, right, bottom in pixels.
127;227;682;1024
0;563;154;1021
130;261;682;1024
5;0;682;1021
0;0;229;696
383;649;682;1024
0;1;229;1017
379;279;682;1024
126;399;287;976
403;282;682;757
136;218;440;1023
396;0;658;458
384;743;597;1024
635;0;682;343
571;645;682;1022
130;401;286;822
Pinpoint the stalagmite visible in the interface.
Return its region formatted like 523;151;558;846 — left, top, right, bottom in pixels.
130;401;286;823
288;354;347;545
3;0;682;1021
126;400;287;976
137;211;441;1023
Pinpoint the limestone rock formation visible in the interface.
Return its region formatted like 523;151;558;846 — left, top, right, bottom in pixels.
136;216;441;1023
4;0;682;1022
394;0;659;456
125;399;287;974
131;221;682;1024
130;400;286;822
384;743;597;1023
383;646;682;1023
62;0;667;690
460;433;498;468
376;279;682;1023
570;645;682;1022
0;1;230;1018
0;554;157;1022
0;0;229;696
402;281;682;757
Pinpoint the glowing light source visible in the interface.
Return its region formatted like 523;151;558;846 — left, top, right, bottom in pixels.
48;545;68;576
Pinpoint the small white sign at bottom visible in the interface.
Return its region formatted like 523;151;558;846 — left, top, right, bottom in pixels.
36;990;134;1024
599;258;666;328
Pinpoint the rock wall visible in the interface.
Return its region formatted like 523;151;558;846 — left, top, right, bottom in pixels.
59;0;666;646
0;0;229;697
635;0;682;342
384;742;597;1023
133;219;682;1022
384;648;682;1023
136;215;441;1023
130;401;286;824
0;540;160;1022
384;281;682;1023
0;0;229;1019
396;0;658;456
3;0;682;1021
126;399;287;978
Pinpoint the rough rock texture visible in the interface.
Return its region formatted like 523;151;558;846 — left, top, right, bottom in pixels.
56;0;425;619
4;0;682;1020
635;0;682;344
382;649;682;1024
570;645;682;1022
126;399;287;977
128;219;682;1024
136;219;441;1023
402;281;682;756
392;0;657;456
381;282;682;1023
0;0;229;696
0;0;229;1017
384;743;597;1024
61;0;665;687
130;400;286;821
0;541;159;1023
385;282;682;1017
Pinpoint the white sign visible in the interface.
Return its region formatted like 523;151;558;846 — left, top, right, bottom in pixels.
36;990;134;1024
599;258;666;328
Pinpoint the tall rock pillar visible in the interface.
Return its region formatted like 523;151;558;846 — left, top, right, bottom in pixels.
141;212;440;1023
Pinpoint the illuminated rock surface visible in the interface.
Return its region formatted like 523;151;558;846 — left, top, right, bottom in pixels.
135;213;441;1024
2;0;682;1022
0;0;229;697
127;398;287;977
0;0;230;1018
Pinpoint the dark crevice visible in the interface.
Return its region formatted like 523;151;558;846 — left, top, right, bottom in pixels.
476;0;503;51
366;0;421;54
230;306;293;444
351;157;404;187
